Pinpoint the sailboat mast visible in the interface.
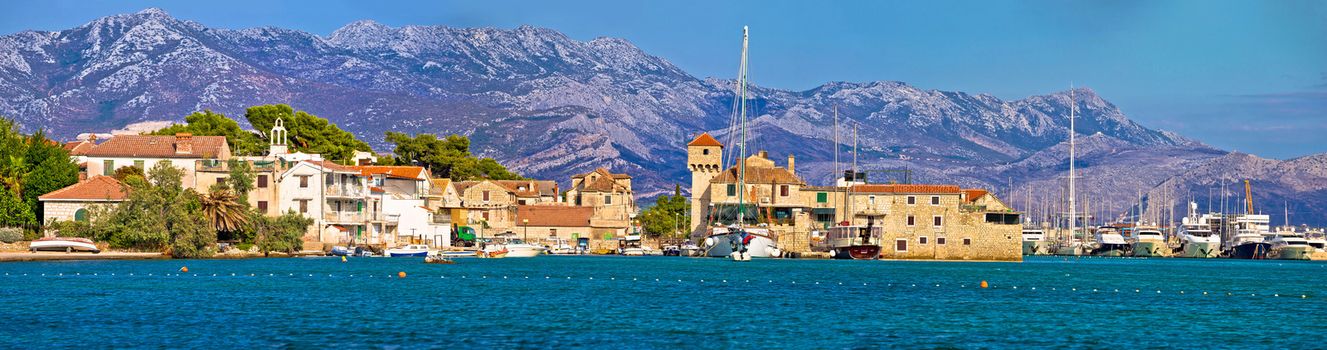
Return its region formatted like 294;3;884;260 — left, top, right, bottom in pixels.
1068;86;1077;242
736;26;749;227
850;123;858;223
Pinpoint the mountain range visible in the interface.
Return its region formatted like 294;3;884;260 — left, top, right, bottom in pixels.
2;8;1324;225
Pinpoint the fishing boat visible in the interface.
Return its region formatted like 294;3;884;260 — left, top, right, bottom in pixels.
826;223;882;260
1175;204;1220;258
1022;228;1051;255
384;244;429;257
546;237;575;255
491;233;545;258
477;246;509;258
679;242;703;257
29;237;100;253
1267;230;1312;260
699;26;781;261
1091;226;1129;256
1129;227;1168;257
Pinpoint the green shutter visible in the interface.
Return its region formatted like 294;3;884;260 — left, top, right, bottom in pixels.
74;209;88;222
134;160;145;170
727;184;736;196
103;160;114;176
817;192;828;203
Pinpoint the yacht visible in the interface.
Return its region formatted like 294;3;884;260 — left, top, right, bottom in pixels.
1228;214;1272;259
826;223;882;260
384;244;429;257
620;235;646;256
1267;230;1312;260
1091;226;1129;256
1175;204;1220;258
704;225;780;259
1130;227;1168;257
492;233;545;258
1022;228;1050;255
546;236;575;255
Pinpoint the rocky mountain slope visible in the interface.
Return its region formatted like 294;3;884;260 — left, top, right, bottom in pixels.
1;9;1322;224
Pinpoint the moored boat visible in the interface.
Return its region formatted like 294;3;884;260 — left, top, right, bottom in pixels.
1130;227;1168;257
1022;229;1051;256
384;244;429;257
826;223;882;260
1091;226;1129;256
1267;230;1312;260
703;225;780;259
30;237;100;253
1227;214;1271;259
1175;205;1220;258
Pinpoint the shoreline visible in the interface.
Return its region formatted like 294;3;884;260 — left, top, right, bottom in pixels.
0;252;169;262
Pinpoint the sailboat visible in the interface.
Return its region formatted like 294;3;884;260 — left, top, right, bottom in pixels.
702;26;779;261
827;121;882;260
1054;86;1089;256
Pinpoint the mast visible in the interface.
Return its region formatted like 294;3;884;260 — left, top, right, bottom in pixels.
1067;86;1077;243
735;26;750;228
849;123;858;224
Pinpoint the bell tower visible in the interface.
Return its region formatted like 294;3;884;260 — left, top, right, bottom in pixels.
269;118;289;156
687;132;723;235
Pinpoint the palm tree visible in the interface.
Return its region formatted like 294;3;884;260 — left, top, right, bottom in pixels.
200;188;249;236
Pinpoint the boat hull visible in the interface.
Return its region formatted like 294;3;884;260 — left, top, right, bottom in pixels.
30;240;100;253
1270;246;1312;260
705;233;779;258
504;245;545;258
1131;241;1168;257
1091;244;1129;257
1022;241;1051;255
1230;243;1271;259
831;245;881;260
1177;242;1219;258
387;251;427;257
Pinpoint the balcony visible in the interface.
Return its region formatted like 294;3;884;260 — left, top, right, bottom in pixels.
325;186;365;198
368;213;402;223
323;211;363;223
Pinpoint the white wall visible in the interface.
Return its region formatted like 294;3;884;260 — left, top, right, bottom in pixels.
396;206;451;247
86;157;202;187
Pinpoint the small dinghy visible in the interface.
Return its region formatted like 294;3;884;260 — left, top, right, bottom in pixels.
424;252;456;264
30;237;100;253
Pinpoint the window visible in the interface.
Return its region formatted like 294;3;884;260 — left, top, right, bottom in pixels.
869;195;876;205
604;195;612;205
550;229;558;236
299;176;309;188
895;239;908;252
727;184;736;196
103;160;114;176
907;196;915;205
963;238;972;246
482;212;490;221
919;236;928;245
906;216;915;227
74;208;88;222
325;174;334;185
134;160;144;170
483;190;490;202
299;200;308;213
257;201;268;212
933;216;944;227
931;196;940;205
780;185;789;197
702;149;710;155
937;237;947;245
816;192;828;203
257;175;268;188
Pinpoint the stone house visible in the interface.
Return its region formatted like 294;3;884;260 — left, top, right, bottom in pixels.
38;176;129;223
452;180;521;235
846;184;1021;261
78;133;231;188
566;168;636;237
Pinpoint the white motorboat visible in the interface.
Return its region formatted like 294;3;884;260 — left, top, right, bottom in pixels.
1129;227;1168;257
30;237;100;253
503;241;546;258
384;244;429;257
1176;204;1220;258
1022;228;1050;255
619;234;646;256
1267;230;1312;260
1091;226;1128;256
546;236;575;255
679;242;703;257
703;225;780;259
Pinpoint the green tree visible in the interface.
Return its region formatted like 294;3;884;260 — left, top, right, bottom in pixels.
112;165;144;182
225;160;255;204
150;110;265;155
638;185;690;238
200;188;250;236
253;210;312;256
245;104;371;163
384;132;522;180
0;117;78;228
0;187;35;228
96;162;216;257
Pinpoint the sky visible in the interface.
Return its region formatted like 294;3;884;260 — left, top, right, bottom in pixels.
2;0;1324;158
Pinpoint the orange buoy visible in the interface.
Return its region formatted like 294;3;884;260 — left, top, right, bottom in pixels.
180;266;189;273
398;271;406;278
980;280;989;289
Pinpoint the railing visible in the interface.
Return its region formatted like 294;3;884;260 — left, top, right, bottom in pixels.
325;186;365;197
323;211;363;222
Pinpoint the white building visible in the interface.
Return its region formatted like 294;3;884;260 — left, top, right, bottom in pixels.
76;133;231;187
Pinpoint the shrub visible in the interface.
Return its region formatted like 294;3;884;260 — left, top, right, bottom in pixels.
0;227;22;243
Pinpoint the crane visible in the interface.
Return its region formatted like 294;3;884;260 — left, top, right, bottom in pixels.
1244;180;1254;215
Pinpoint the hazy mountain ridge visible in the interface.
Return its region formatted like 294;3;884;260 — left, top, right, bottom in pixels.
1;9;1323;224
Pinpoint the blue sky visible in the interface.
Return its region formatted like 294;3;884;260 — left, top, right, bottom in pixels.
3;0;1324;158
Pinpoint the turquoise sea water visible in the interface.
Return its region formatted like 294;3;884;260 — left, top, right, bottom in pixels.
2;256;1326;349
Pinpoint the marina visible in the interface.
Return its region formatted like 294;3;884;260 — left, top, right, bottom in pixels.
4;256;1327;348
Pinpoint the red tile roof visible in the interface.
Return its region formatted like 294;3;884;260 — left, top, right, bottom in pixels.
82;135;228;159
850;184;961;194
63;141;94;155
574;168;631;193
516;205;594;227
687;132;723;147
961;189;989;203
711;166;803;185
354;165;427;179
304;160;361;173
38;176;129;201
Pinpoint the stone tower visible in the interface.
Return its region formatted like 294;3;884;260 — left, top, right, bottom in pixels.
687;132;723;235
269;117;289;156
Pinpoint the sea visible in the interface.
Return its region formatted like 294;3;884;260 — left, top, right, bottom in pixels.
2;255;1325;349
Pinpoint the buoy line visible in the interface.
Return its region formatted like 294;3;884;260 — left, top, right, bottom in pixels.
6;272;1316;299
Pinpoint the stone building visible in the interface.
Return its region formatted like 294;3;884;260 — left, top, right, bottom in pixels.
38;176;129;223
842;184;1020;261
566;168;636;236
77;133;231;188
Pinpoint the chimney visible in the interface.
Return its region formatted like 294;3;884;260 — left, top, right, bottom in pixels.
758;150;768;159
787;154;796;173
174;133;193;154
